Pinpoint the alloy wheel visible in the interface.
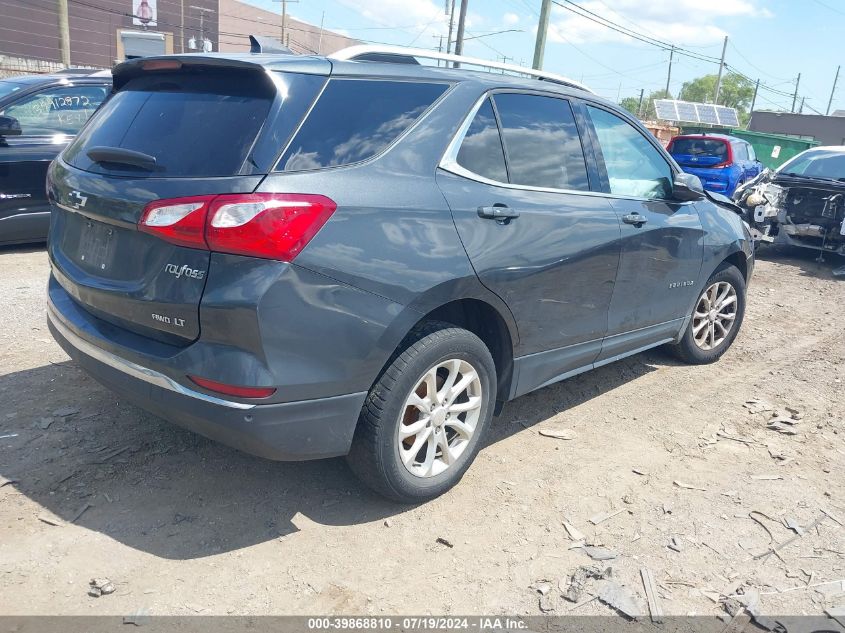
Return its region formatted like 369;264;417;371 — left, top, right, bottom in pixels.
692;281;738;351
397;359;483;478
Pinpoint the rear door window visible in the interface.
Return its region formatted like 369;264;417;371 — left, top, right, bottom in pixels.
63;70;321;177
277;79;449;172
455;98;508;183
747;144;757;162
1;84;107;135
491;93;589;191
587;105;673;200
733;142;748;161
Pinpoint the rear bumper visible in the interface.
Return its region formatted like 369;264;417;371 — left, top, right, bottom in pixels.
682;167;735;194
47;298;366;461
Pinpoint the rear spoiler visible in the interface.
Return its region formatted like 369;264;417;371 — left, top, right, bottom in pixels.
111;52;330;91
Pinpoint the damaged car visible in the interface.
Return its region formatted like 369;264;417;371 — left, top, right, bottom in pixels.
734;146;845;260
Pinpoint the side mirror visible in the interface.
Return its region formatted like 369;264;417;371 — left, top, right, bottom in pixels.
0;115;21;137
672;172;706;202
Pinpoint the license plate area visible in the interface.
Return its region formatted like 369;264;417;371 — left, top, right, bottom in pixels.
77;218;116;273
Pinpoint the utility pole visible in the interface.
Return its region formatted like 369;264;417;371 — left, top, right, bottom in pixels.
445;0;456;54
317;10;324;54
532;0;552;70
799;96;805;114
272;0;297;48
827;65;840;116
57;0;71;66
713;35;728;105
180;0;185;53
453;0;468;67
748;78;760;115
189;5;215;51
750;78;759;114
281;0;287;45
637;88;645;117
664;45;674;97
792;72;801;113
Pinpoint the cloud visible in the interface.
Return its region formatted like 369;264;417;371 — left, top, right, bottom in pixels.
548;0;770;46
337;0;449;42
503;12;520;26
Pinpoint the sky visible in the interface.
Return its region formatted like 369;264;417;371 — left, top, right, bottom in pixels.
234;0;843;115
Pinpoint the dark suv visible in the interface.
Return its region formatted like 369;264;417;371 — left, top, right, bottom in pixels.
46;49;753;502
0;71;110;245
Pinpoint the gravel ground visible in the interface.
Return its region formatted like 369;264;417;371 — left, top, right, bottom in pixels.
0;244;843;619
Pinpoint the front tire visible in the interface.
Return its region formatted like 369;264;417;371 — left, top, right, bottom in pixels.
346;321;496;503
670;264;746;364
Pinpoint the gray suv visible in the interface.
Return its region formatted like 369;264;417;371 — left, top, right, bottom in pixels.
46;48;753;502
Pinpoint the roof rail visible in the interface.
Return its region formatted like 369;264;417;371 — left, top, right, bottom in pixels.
329;45;593;93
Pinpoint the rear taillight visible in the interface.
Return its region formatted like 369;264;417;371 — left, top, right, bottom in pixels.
188;375;276;399
139;193;336;261
139;195;214;249
207;193;336;261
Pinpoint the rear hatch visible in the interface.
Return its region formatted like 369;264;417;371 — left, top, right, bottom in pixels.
48;58;327;345
669;137;730;168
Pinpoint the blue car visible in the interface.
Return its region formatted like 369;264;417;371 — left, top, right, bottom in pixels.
668;134;762;196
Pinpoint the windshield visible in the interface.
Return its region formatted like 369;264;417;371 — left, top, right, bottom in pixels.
0;80;26;101
777;149;845;180
670;137;728;158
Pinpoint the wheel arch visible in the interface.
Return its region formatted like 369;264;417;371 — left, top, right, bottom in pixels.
720;249;749;281
369;277;519;409
419;298;516;403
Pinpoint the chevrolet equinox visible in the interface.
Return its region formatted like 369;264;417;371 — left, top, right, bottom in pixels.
46;46;753;502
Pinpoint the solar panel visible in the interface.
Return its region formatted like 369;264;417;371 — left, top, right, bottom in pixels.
675;101;698;123
695;104;719;125
715;106;740;127
650;99;740;128
654;99;678;121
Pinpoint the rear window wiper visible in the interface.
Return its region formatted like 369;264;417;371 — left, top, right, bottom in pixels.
86;146;157;171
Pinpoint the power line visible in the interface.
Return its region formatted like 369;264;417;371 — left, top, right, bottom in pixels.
514;0;664;87
551;0;720;64
810;0;845;16
727;40;790;82
551;0;815;110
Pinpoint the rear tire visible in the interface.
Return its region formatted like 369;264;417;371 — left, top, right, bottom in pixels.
669;264;746;365
346;321;496;503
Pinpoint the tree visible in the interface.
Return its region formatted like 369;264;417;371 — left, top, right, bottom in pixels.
619;89;671;120
678;72;755;112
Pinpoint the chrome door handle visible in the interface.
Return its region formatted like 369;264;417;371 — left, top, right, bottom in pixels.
622;213;648;226
478;205;520;222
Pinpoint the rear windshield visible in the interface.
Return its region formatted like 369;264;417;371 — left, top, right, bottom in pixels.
64;69;319;178
277;78;449;172
670;138;728;158
778;149;845;181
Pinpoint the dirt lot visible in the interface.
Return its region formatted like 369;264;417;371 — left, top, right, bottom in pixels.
0;245;843;618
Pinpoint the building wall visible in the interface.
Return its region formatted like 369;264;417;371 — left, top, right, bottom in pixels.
218;0;358;55
749;110;845;146
0;0;218;71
